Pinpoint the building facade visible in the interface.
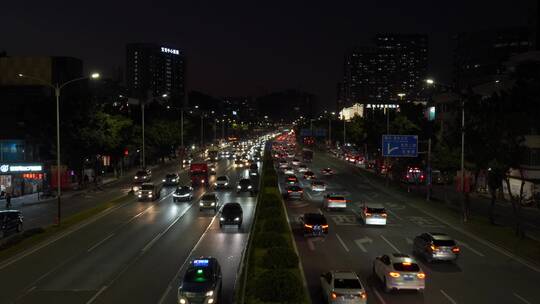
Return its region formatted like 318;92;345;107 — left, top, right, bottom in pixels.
126;43;185;101
341;34;428;106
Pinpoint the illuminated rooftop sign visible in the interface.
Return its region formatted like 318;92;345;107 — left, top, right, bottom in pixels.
161;47;180;55
192;259;209;267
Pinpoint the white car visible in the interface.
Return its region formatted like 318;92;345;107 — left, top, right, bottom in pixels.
291;158;301;166
278;160;288;169
323;193;347;211
311;180;326;192
360;203;387;225
297;164;308;173
373;253;425;293
320;271;367;303
214;175;230;189
283;166;295;175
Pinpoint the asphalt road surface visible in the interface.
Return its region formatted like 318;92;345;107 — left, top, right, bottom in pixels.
0;158;259;304
280;151;540;304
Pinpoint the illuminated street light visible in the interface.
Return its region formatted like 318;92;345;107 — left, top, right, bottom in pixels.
426;78;435;85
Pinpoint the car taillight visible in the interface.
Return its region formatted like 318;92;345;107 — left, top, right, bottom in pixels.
360;291;367;299
304;224;313;229
331;292;337;299
288;190;292;193
430;245;438;251
381;213;387;217
452;247;460;253
322;224;329;229
417;273;426;279
365;212;371;216
389;272;400;278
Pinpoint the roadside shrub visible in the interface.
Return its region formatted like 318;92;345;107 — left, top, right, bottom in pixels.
255;232;287;248
263;217;288;233
254;269;303;302
262;247;299;269
264;175;278;187
259;206;284;219
0;234;24;250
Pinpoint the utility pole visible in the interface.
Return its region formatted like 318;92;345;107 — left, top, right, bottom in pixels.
221;120;225;140
200;114;204;148
426;138;432;201
180;108;184;148
343;116;346;146
385;107;391;187
141;101;145;169
461;98;468;222
328;117;332;146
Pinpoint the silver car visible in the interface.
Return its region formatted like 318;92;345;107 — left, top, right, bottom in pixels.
320;271;367;303
413;232;460;262
199;193;219;212
373;253;426;293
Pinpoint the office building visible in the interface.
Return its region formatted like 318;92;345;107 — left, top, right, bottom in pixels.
126;43;185;100
341;34;428;106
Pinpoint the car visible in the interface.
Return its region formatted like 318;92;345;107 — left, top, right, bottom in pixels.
291;158;301;166
199;193;219;212
173;186;193;202
310;180;326;192
209;164;217;175
297;164;308;173
219;202;243;228
249;163;259;176
299;213;328;237
303;171;316;180
214;175;230;189
413;232;460;263
162;173;180;186
133;169;152;182
283;166;294;175
136;183;161;201
285;185;303;199
234;159;245;168
177;257;222;304
285;174;298;185
320;271;367;304
373;253;426;293
237;178;255;195
0;210;23;238
360;203;387;225
321;167;334;176
323;193;347;211
278;160;288;169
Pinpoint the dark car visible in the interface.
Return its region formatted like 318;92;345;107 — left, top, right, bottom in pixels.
173;186;193;202
237;178;254;195
285;185;303;199
209;164;217;175
162;173;180;186
303;171;316;180
133;169;152;182
413;232;460;263
200;193;219;212
177;257;222;304
285;174;298;185
249;163;259;176
0;210;23;238
137;183;161;201
299;213;328;237
219;202;243;228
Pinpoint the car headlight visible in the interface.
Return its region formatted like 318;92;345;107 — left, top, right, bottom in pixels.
148;194;153;198
172;179;177;182
143;176;147;179
234;217;240;221
206;290;214;297
163;179;166;182
134;176;138;179
214;183;218;186
237;185;241;189
225;182;228;186
199;202;203;206
248;185;252;189
179;299;186;304
138;194;142;198
220;217;225;221
211;202;215;206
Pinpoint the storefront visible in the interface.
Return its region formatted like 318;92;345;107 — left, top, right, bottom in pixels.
0;163;44;197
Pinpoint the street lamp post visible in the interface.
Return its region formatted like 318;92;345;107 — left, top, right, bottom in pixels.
18;72;100;225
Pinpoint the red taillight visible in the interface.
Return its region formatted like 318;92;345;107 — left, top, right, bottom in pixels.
381;213;387;217
430;245;438;251
417;273;426;279
287;190;292;193
304;224;313;229
331;292;337;299
365;212;371;216
360;291;367;299
452;247;460;253
389;272;400;278
321;224;329;229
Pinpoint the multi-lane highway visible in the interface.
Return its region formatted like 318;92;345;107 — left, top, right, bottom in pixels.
280;150;540;304
0;157;259;304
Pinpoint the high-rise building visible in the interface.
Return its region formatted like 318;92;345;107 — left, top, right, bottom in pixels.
452;27;530;89
341;34;428;106
126;43;185;100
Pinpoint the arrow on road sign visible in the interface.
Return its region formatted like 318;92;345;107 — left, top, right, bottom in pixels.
354;237;373;253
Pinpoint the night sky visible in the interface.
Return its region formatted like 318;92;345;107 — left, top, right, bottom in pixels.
2;1;532;109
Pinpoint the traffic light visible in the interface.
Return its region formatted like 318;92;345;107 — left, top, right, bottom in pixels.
124;149;129;156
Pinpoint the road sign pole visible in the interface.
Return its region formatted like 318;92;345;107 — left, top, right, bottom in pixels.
426;138;432;201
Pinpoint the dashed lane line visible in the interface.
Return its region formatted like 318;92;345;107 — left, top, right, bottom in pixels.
380;235;400;253
335;233;350;252
440;289;458;304
513;292;532;304
372;289;387;304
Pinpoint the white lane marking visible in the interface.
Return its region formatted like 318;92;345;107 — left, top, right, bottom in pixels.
86;285;108;304
87;233;115;252
356;169;540;273
380;235;400;253
440;289;458;304
373;289;387;304
456;240;485;257
354;237;372;253
335;233;350;252
0;195;131;271
157;210;220;304
307;239;316;251
406;237;413;245
513;292;532;304
318;208;323;215
386;209;403;221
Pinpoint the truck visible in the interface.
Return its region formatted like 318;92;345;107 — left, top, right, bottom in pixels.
207;146;219;162
302;149;313;163
190;163;209;187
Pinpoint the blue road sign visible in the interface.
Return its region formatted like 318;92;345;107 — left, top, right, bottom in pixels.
382;135;418;157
